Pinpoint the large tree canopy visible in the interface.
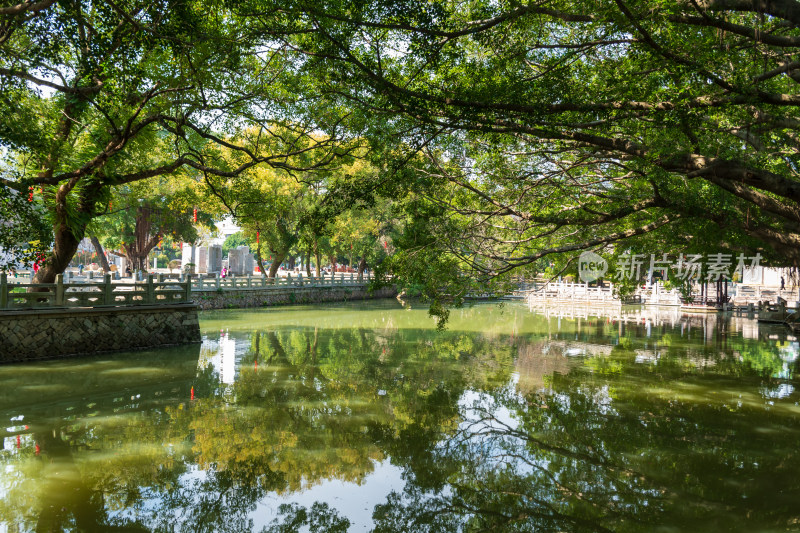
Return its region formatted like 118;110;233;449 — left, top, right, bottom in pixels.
5;0;800;298
240;0;800;280
0;0;349;281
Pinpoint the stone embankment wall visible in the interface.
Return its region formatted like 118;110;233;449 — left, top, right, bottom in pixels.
193;285;398;310
0;303;200;363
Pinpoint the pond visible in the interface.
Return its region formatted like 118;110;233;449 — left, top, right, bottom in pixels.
1;300;799;532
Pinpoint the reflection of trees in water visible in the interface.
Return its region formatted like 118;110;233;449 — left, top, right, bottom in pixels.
366;347;800;533
156;325;517;531
2;323;511;531
520;314;798;379
515;341;580;395
188;326;516;493
0;347;201;531
3;316;799;532
26;427;151;532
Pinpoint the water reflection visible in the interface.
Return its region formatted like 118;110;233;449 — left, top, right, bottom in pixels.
1;302;799;532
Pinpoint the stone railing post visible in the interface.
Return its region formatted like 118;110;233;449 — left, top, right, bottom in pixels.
298;273;303;286
184;274;193;302
146;274;155;304
215;273;221;290
55;274;65;306
287;273;292;285
103;273;113;305
0;272;7;309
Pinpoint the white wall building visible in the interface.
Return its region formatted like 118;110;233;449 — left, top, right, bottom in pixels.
211;216;241;246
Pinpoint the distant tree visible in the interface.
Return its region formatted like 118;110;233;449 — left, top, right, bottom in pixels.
222;232;249;257
90;176;215;272
204;127;357;278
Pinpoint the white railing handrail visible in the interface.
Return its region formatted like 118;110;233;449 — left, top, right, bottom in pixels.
1;271;377;310
188;271;374;291
0;272;192;310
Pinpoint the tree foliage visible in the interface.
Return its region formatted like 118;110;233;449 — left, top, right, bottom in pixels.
0;0;350;281
230;0;800;300
0;186;50;271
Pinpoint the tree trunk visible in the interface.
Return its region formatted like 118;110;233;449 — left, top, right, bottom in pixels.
32;102;77;286
255;230;267;277
313;238;321;277
329;255;337;277
123;207;161;274
306;246;313;277
357;258;367;281
90;236;111;272
33;218;81;284
268;251;287;278
287;255;296;270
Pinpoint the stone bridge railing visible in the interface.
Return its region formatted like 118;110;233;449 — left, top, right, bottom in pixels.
0;273;193;310
1;272;377;310
189;272;373;291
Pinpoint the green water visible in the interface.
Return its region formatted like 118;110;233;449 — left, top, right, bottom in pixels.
1;301;799;532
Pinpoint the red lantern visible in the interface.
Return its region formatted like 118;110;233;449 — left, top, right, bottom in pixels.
256;231;259;244
193;208;197;223
28;186;33;202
